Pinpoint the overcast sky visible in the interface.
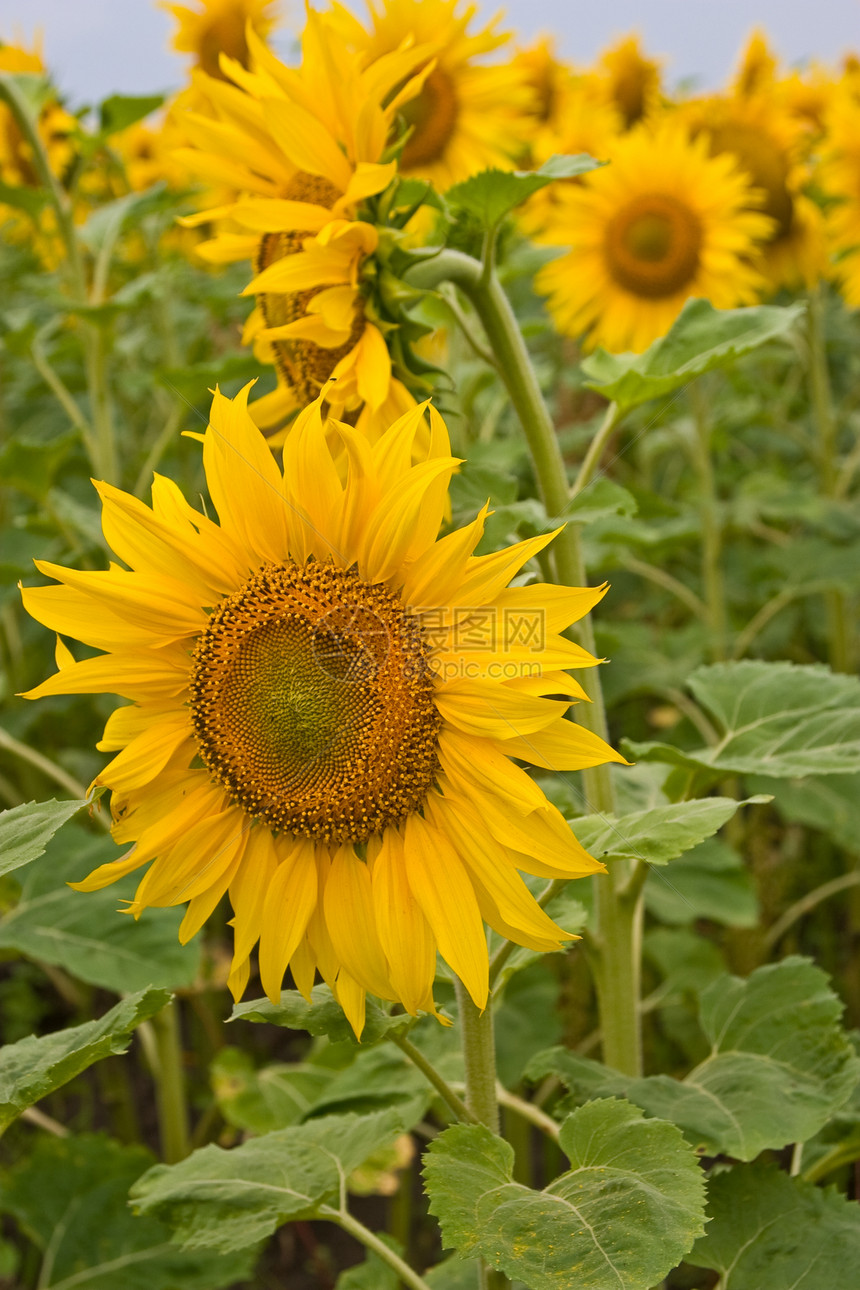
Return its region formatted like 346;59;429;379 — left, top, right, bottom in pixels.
0;0;854;107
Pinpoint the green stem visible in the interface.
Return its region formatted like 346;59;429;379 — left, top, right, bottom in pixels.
319;1204;432;1290
571;401;622;496
149;999;191;1164
807;287;852;673
392;1032;478;1124
408;249;642;1077
689;381;726;661
0;725;93;803
454;978;509;1290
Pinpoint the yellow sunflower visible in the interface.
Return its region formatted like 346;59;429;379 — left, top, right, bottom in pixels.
731;29;778;99
819;90;860;305
518;75;622;242
594;35;662;129
330;0;535;189
0;38;76;189
536;121;772;354
173;10;432;423
680;92;826;291
20;386;621;1036
162;0;279;78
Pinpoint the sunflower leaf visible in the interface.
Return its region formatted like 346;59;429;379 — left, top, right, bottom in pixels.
581;298;805;411
533;958;860;1160
446;154;602;229
230;985;414;1044
423;1099;706;1289
99;92;164;135
0;1134;257;1289
690;1162;860;1288
0;827;199;993
0;796;92;878
624;661;860;779
0;987;170;1133
569;795;766;866
131;1110;404;1252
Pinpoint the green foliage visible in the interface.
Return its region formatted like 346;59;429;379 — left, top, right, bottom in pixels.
626;661;860;778
691;1162;860;1288
335;1237;403;1290
0;1133;256;1288
535;958;860;1159
0;797;92;877
571;795;764;866
644;838;759;927
231;985;415;1044
0;987;169;1133
424;1100;706;1289
446;155;601;229
581;299;804;410
99;93;164;134
0;827;199;992
131;1110;405;1252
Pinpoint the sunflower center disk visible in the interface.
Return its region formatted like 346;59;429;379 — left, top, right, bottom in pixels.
256;172;365;403
605;193;703;298
400;67;459;168
191;563;441;843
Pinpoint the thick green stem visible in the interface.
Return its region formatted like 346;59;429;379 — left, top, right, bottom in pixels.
454;979;509;1290
807;288;853;673
689;381;726;661
408;250;642;1077
149;999;191;1164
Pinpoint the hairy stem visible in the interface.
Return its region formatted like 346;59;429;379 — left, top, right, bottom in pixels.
689;380;727;661
392;1032;478;1124
149;999;191;1164
320;1204;433;1290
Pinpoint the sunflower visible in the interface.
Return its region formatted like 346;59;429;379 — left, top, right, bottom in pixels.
819;90;860;305
20;385;621;1036
594;35;662;129
0;39;76;189
330;0;535;190
172;11;432;423
732;29;778;99
518;75;622;242
162;0;279;79
536;121;771;354
680;92;826;291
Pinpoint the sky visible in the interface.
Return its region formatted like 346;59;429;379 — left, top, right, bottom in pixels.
0;0;855;108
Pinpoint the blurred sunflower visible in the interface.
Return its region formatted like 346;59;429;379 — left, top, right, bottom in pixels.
681;92;826;291
332;0;534;189
0;38;76;189
519;76;622;241
512;36;570;130
536;122;771;354
819;91;860;305
594;35;662;129
162;0;279;79
174;10;432;423
731;29;778;98
21;386;621;1036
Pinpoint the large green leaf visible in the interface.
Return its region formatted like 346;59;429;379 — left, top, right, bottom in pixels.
446;155;601;228
132;1110;404;1252
231;985;414;1044
625;661;860;779
0;1134;256;1289
0;798;90;878
535;958;860;1160
691;1162;860;1288
0;828;199;993
0;987;169;1133
571;796;761;866
423;1099;705;1290
581;299;804;411
210;1048;337;1134
100;92;164;135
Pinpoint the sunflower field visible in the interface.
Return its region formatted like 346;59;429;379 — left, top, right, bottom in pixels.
1;1;860;1286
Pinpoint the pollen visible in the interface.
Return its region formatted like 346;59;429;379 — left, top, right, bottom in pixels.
190;561;441;843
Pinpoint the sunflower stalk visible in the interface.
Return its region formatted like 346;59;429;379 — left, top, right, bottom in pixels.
689;378;728;662
148;999;191;1165
807;286;853;673
408;248;643;1077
